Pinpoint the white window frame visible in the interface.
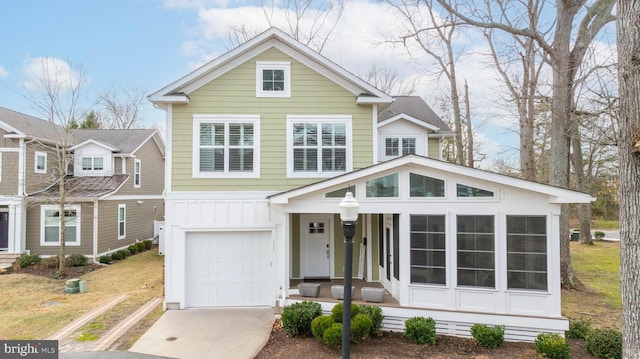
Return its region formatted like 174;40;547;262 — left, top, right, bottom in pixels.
192;114;261;178
82;157;104;172
40;204;81;246
286;115;352;178
134;159;141;188
35;151;47;174
256;61;291;98
118;204;126;239
381;135;418;161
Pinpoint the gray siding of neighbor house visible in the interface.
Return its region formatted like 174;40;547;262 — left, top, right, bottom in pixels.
25;202;94;256
25;143;60;194
114;136;164;196
0;151;19;196
97;199;164;254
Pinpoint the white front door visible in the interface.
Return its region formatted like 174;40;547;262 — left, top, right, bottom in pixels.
302;217;331;278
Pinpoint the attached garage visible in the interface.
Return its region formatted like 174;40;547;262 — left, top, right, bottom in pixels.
185;231;273;307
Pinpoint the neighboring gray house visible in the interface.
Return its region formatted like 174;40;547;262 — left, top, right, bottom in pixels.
0;107;165;265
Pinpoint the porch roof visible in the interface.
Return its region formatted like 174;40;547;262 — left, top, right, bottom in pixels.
268;155;593;205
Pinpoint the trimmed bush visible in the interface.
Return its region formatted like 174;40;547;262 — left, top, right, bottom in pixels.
128;244;138;254
144;239;153;250
117;249;130;258
535;333;570;359
67;253;88;267
311;315;335;340
404;316;437;345
594;231;605;240
110;252;123;260
351;313;373;340
136;242;146;252
331;303;360;323
98;255;113;264
585;329;622;359
18;253;41;268
358;305;383;337
566;318;592;339
470;324;505;348
322;323;343;349
281;301;322;337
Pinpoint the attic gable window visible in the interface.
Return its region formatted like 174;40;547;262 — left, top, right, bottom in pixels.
193;114;260;178
256;61;291;98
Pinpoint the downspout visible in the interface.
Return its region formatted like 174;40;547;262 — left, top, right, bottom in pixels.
93;199;98;262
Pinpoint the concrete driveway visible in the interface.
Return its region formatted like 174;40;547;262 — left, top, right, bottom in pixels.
129;308;275;359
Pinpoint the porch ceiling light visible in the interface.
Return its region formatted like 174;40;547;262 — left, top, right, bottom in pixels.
339;191;359;222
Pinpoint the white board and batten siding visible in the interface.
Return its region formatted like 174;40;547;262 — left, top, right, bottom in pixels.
164;192;280;309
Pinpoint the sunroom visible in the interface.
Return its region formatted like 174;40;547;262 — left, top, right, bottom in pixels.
268;155;593;340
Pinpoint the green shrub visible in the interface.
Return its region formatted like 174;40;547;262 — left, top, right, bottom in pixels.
566;318;592;339
281;301;322;337
404;316;437;345
322;323;343;349
117;249;130;258
98;255;113;264
144;239;153;250
136;242;146;252
535;333;570;359
358;304;383;337
331;303;360;323
351;313;373;340
41;256;59;269
311;315;335;340
127;244;138;254
470;324;505;348
18;253;41;268
585;329;622;359
594;231;605;239
110;252;123;260
67;253;88;267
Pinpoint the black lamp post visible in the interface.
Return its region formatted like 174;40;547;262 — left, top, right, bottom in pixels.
339;191;359;359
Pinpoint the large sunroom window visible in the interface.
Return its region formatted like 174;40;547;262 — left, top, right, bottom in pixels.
410;173;445;197
457;215;495;288
456;184;494;197
507;216;548;290
410;215;446;285
366;173;399;197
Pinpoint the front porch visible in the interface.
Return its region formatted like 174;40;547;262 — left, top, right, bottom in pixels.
288;279;400;307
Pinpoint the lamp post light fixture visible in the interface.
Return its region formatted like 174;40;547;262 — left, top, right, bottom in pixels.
338;190;359;359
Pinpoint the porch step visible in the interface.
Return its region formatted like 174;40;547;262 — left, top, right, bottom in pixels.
0;253;21;270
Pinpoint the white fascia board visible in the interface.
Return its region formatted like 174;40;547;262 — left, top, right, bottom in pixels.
147;94;189;104
378;114;441;132
428;131;455;138
0;120;25;137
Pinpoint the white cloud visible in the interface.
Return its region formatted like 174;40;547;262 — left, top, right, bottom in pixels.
0;65;8;78
22;57;82;91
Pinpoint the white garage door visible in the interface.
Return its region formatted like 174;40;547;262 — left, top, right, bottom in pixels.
185;231;272;307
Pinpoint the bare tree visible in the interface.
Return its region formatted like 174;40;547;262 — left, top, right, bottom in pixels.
359;65;418;95
22;57;89;277
435;0;616;289
617;1;640;355
98;86;146;129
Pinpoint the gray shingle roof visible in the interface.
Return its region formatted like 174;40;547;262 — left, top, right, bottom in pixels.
0;106;66;142
70;129;157;154
378;96;451;132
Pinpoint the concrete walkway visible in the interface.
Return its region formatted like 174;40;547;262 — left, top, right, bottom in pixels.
129;308;274;359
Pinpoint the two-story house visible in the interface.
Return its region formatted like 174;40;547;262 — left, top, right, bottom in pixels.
0;107;165;264
149;28;592;341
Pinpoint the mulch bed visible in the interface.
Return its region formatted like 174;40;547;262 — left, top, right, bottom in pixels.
3;260;103;279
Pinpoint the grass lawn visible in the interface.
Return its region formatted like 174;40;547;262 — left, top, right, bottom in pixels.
562;240;621;330
0;249;163;340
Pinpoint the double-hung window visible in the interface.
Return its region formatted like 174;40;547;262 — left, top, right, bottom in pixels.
193;115;260;178
384;137;416;158
256;61;291;98
41;205;80;246
82;157;104;171
118;204;126;239
134;160;141;188
35;151;47;173
287;115;351;177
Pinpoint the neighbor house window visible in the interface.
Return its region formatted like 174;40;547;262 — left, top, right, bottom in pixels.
287;116;352;177
456;184;494;197
366;173;399;197
35;151;47;173
410;215;446;285
118;204;126;239
457;215;495;288
193;115;260;178
410;173;445;197
134;160;141;188
82;157;104;171
256;61;291;98
507;216;548;291
41;205;80;246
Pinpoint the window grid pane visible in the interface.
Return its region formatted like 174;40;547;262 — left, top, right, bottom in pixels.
456;215;495;288
293;122;346;173
199;121;255;173
94;158;104;171
385;138;399;156
410;215;446;285
506;216;547;290
402;137;416;155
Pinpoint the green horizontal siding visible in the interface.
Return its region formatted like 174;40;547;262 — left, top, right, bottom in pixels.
172;47;374;192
